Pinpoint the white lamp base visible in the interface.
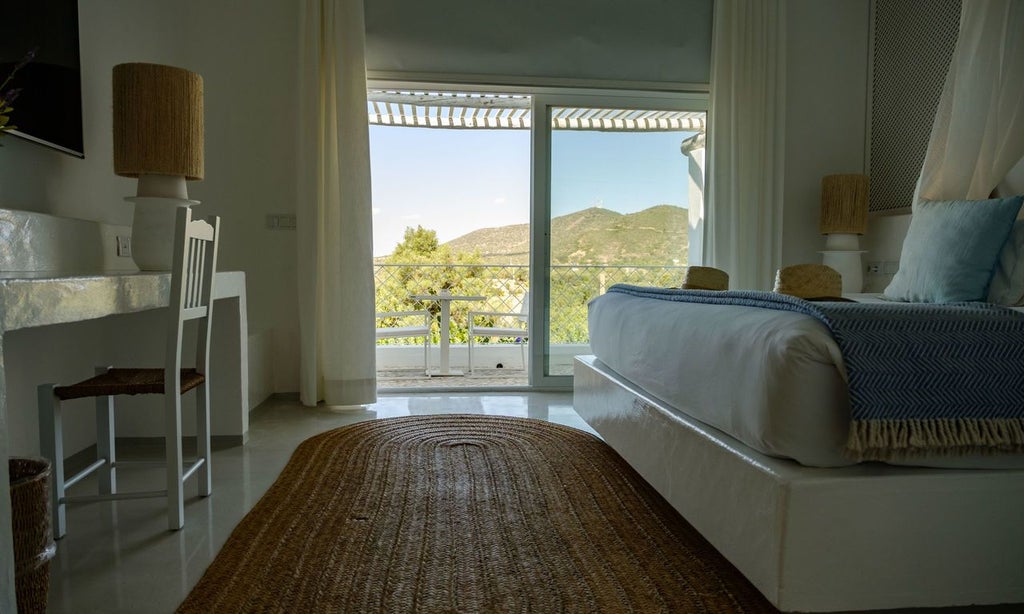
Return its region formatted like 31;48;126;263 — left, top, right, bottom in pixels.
127;196;199;271
821;250;865;294
136;174;190;200
821;233;866;294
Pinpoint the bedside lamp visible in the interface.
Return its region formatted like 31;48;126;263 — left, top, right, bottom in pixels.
819;174;869;293
113;63;204;270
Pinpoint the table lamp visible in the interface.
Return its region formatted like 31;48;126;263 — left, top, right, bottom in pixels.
113;63;204;270
819;174;869;293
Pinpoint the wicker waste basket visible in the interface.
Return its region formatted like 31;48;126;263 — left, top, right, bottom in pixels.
9;457;56;614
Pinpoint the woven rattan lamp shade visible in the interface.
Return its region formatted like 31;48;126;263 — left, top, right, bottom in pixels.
113;63;204;180
819;174;869;234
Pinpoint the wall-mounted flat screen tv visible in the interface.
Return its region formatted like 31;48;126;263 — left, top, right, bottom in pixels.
0;0;84;158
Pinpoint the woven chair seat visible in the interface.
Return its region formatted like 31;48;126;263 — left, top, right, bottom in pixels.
54;368;205;401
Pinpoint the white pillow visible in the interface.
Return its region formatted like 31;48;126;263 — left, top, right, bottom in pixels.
988;219;1024;305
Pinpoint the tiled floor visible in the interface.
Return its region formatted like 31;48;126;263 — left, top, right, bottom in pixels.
44;391;589;613
41;392;1019;614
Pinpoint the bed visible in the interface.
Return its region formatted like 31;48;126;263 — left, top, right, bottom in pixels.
573;288;1024;612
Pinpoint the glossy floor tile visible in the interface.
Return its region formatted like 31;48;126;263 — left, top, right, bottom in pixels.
45;391;588;613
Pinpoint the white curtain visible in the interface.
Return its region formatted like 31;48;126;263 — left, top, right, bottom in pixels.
297;0;377;407
705;0;787;291
917;0;1024;201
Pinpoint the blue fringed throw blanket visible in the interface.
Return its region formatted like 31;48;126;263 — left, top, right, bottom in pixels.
607;284;1024;461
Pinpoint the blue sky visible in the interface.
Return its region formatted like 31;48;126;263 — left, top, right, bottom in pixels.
369;126;693;257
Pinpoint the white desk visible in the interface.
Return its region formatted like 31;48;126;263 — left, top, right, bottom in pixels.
0;271;248;612
410;292;483;376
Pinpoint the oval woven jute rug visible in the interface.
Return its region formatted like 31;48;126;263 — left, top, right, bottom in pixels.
179;415;776;613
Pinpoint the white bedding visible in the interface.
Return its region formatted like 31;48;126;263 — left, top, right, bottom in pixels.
587;291;1024;468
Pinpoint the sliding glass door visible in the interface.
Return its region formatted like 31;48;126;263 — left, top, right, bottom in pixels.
529;93;707;388
367;84;707;390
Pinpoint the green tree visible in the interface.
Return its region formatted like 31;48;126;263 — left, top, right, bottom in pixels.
376;226;492;344
391;226;439;260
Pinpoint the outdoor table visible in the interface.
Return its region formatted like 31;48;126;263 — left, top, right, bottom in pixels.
410;291;484;376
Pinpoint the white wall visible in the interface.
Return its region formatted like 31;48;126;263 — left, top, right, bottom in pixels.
176;1;301;394
0;1;884;450
0;3;193;458
863;213;911;291
0;0;302;383
0;1;302;457
781;0;871;268
0;2;186;223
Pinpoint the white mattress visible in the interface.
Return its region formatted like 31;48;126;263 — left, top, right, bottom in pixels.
587;291;1024;468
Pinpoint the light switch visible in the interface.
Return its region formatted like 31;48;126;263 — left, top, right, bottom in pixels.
116;235;132;257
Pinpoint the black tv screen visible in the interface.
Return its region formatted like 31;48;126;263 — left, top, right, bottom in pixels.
0;0;84;158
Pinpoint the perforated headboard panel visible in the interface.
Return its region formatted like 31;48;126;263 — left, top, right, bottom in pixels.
869;0;961;213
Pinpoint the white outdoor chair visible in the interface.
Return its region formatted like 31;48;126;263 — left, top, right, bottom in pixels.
467;292;530;372
37;207;220;538
375;310;433;372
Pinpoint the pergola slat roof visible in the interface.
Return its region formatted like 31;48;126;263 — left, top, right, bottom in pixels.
368;91;706;132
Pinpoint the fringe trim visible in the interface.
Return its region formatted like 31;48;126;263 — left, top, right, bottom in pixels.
844;418;1024;461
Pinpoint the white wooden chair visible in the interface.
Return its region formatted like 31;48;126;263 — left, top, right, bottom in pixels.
37;207;220;538
375;310;433;372
467;292;530;372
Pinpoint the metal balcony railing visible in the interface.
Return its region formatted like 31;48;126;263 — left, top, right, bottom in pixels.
374;263;684;345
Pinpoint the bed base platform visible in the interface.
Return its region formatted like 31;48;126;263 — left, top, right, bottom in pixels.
573;355;1024;612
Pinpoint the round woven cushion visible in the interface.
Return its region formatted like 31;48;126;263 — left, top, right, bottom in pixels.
681;266;729;290
774;264;842;298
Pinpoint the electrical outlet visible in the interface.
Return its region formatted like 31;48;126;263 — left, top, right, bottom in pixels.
116;235;132;258
866;261;899;275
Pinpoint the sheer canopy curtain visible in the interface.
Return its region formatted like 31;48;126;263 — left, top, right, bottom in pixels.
705;0;787;290
297;0;377;407
917;0;1024;201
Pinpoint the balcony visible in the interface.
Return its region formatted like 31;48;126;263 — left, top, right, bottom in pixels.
375;262;683;388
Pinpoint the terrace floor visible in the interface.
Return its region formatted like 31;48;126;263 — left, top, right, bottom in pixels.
378;366;528;389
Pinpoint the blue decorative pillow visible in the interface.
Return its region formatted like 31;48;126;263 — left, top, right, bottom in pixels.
883;196;1024;303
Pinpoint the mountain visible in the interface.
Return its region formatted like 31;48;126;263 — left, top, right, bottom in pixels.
442;205;688;265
